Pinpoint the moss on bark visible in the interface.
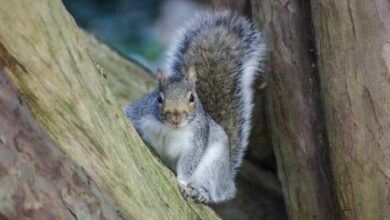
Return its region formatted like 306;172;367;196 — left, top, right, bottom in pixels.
0;0;218;219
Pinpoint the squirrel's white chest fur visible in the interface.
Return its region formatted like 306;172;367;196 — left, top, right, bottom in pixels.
138;116;193;167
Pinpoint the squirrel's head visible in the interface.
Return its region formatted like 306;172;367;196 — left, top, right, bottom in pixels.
156;67;197;129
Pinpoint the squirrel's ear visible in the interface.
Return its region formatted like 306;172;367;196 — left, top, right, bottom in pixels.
156;68;167;82
186;66;197;88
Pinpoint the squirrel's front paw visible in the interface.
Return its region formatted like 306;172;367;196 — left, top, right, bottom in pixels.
177;181;210;203
178;181;192;199
191;186;210;203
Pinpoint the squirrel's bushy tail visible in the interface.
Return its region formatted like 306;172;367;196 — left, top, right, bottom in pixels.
165;10;267;176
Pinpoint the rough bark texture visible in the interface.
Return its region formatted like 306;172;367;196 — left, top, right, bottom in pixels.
83;32;155;105
212;0;249;14
311;1;390;219
251;0;336;219
0;69;123;219
0;0;218;219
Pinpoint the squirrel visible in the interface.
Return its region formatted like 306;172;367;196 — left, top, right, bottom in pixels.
122;10;266;203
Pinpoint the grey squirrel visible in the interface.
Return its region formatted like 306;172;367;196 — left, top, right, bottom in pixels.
123;10;266;203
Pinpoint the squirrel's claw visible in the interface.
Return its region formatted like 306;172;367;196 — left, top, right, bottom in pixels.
178;181;210;203
178;181;193;200
191;186;210;204
178;180;188;192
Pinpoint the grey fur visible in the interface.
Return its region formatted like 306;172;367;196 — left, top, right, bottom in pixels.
165;10;266;174
122;10;266;203
123;88;236;203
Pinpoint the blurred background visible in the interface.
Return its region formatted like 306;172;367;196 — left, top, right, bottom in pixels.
64;0;209;71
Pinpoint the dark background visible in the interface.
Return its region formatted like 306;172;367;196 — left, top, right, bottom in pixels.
63;0;209;69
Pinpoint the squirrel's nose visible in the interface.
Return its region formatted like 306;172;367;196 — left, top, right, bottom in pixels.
170;115;182;124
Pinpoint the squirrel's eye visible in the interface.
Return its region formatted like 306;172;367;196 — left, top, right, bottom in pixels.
189;93;194;102
157;95;163;103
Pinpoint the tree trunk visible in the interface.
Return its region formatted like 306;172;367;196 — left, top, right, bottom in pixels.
250;1;336;219
82;32;155;105
0;69;124;219
311;1;390;219
0;0;218;219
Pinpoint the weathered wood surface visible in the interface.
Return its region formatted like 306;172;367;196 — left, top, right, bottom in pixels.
0;69;123;219
251;1;336;219
0;0;218;219
83;32;155;105
311;1;390;219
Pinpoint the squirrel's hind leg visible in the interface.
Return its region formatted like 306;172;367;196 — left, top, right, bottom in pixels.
188;142;236;203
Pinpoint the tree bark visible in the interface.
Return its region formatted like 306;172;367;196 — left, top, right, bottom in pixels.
0;69;124;219
251;0;336;219
212;0;250;15
311;1;390;219
82;32;155;105
0;0;218;219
